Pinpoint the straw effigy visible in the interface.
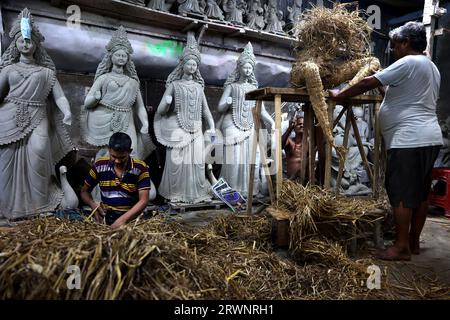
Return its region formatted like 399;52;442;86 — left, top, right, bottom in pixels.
0;212;449;300
291;3;375;89
290;3;381;148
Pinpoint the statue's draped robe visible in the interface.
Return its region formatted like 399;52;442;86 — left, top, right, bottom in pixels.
148;0;167;11
205;1;223;19
0;64;73;219
225;0;243;24
154;81;211;203
220;82;261;197
179;0;202;14
80;73;153;160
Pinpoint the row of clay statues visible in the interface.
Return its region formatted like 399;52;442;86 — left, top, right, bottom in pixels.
0;9;274;219
122;0;305;34
154;32;275;203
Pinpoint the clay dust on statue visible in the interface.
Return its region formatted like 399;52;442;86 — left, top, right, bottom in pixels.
0;8;76;219
154;32;216;204
217;42;274;198
80;26;154;161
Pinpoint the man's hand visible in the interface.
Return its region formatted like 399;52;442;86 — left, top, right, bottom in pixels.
94;205;105;223
289;116;301;128
328;89;342;101
111;216;126;229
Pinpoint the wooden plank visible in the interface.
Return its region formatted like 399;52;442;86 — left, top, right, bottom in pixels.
247;100;262;215
300;104;310;184
253;104;275;204
259;145;276;204
333;106;347;129
274;95;283;203
349;109;374;184
373;102;381;199
245;87;383;104
308;105;316;185
336;106;352;195
324;101;335;189
61;0;296;46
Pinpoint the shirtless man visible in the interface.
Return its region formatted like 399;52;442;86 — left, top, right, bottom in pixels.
282;115;304;179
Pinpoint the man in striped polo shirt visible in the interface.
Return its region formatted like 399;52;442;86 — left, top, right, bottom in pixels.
80;132;151;228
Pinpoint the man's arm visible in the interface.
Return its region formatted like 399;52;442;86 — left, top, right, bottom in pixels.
282;118;295;149
329;76;382;100
111;188;149;229
80;183;104;222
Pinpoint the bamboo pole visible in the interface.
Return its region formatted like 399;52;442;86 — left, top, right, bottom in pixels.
247;100;262;215
307;104;316;185
349;109;374;184
324;101;335;189
373;102;381;199
300;104;310;185
275;95;283;203
335;106;352;195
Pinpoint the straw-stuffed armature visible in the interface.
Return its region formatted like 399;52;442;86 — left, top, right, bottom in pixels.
290;4;381;146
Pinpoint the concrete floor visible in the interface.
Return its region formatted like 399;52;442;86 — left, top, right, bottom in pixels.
378;215;450;289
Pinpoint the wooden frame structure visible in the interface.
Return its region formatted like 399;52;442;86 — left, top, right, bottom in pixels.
245;87;383;214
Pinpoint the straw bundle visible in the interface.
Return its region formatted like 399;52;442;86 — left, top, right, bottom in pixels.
270;180;384;268
1;212;449;300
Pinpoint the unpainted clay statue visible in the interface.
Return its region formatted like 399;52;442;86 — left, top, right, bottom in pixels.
206;0;224;20
147;0;171;11
217;42;275;197
0;9;75;219
154;32;215;203
264;1;285;34
246;0;265;30
287;0;303;24
81;26;154;161
178;0;205;15
223;0;246;25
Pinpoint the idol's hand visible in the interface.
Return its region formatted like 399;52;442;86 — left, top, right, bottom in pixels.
63;113;72;126
140;124;149;134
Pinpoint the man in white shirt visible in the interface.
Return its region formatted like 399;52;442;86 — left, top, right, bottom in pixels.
329;21;443;261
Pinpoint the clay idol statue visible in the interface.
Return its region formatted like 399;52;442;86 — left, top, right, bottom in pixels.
223;0;246;25
246;0;265;30
81;26;154;161
154;33;215;203
178;0;205;16
147;0;172;12
205;0;224;20
0;9;75;219
217;42;274;197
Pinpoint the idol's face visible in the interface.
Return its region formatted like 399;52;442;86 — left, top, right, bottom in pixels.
240;62;253;78
183;59;198;75
111;49;129;67
16;36;36;56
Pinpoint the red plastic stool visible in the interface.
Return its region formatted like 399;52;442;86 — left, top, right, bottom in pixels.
429;168;450;218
